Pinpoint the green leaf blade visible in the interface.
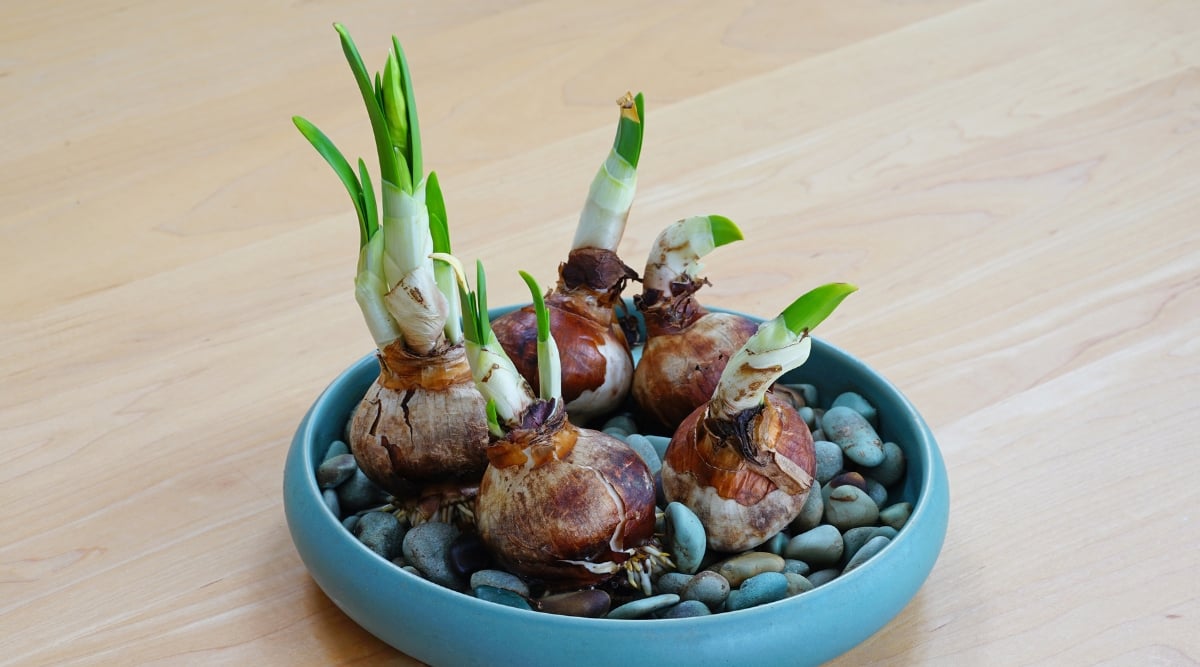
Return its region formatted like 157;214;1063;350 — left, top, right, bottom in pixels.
780;283;858;335
292;115;369;247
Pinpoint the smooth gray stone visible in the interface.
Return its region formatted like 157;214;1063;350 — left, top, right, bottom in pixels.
665;502;706;574
474;585;532;611
823;484;880;530
401;565;423;578
607;594;680;619
317;453;358;489
336;468;388;513
784;525;844;568
844;535;891;573
680;570;731;610
353;511;405;560
470;569;530;597
341;515;359;532
784;572;814;596
782;383;819;407
625;434;662;476
726;572;789;611
601;414;638;436
655;572;694;596
864;476;889;507
822;406;885;467
783;558;811;576
656;599;712;619
797;406;817;429
841;527;878;564
873;442;907;486
762;531;788;556
710;552;786;589
880;502;912;530
324;439;350;461
602;427;630;441
813;440;844;484
789;486;824;533
321;489;340;518
537;589;611;618
402;522;464;590
807;568;840;588
831;391;878;427
644;434;671;460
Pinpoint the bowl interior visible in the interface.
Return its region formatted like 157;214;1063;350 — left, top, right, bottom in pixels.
284;304;948;667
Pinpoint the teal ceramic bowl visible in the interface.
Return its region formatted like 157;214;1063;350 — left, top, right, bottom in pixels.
284;305;949;666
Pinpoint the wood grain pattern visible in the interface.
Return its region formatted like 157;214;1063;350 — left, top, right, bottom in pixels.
2;1;1197;664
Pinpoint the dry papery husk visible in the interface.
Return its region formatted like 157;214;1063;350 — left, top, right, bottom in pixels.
663;392;816;553
476;405;657;590
492;247;637;425
349;340;490;497
633;280;760;433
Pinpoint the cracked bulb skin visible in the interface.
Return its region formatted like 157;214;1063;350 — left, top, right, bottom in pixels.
349;341;490;495
662;392;817;553
475;407;657;589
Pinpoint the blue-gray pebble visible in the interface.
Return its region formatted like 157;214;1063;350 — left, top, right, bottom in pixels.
789;486;824;533
474;585;532;611
657;599;712;619
680;570;731;610
822;406;885;467
470;569;530;597
625;434;662;476
321;489;340;518
880;502;912;530
873;442;907;486
317;453;358;489
324;439;350;461
336;468;388;513
711;552;785;588
644;434;671;460
353;511;405;560
831;391;878;426
807;568;840;588
655;572;694;596
844;535;891;573
402;522;464;590
784;525;844;568
607;594;680;619
823;484;880;530
813;440;844;484
726;572;789;611
665;502;706;574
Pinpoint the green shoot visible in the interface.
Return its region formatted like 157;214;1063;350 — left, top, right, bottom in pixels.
707;214;743;248
613;92;645;168
334;23;403;191
520;271;560;401
392;36;423;182
780;283;858;336
292;115;370;248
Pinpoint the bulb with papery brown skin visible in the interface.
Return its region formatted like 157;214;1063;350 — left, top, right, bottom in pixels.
633;295;759;434
475;403;658;589
492;248;636;426
661;392;816;552
349;341;490;496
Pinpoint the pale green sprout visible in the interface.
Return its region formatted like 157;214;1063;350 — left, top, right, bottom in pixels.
571;92;645;252
642;215;743;295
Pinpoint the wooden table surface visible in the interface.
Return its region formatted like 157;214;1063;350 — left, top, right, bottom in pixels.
3;1;1197;664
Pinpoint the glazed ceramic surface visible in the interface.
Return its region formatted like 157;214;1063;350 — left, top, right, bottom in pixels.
283;305;949;667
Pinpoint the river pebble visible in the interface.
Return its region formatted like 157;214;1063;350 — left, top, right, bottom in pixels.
321;489;340;517
474;585;532;610
784;572;814;596
823;406;885;467
470;569;530;597
823;484;880;530
844;536;891;574
783;558;811;576
762;531;788;556
403;522;464;590
448;532;492;578
665;502;706;574
831;391;877;427
807;568;841;588
864;476;889;507
655;572;693;596
711;552;785;588
608;594;680;619
873;442;907;486
813;440;844;484
625;434;662;476
782;383;819;407
353;511;406;560
337;468;388;513
317;453;358;489
880;502;912;530
324;439;350;461
601;413;638;437
645;434;671;460
680;570;731;610
727;572;789;611
537;589;611;618
785;525;843;567
790;485;824;533
657;599;712;618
